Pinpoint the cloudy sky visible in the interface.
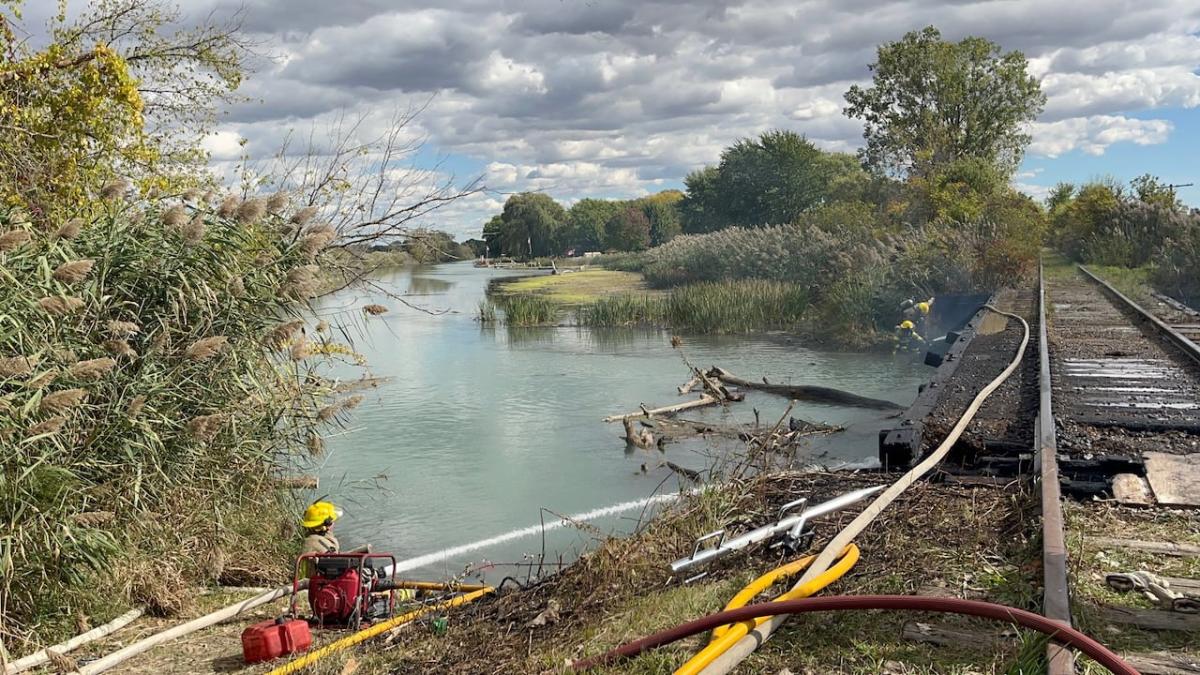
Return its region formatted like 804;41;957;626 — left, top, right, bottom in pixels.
67;1;1200;237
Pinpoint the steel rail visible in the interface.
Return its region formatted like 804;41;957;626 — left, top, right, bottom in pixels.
1079;264;1200;367
1039;263;1074;675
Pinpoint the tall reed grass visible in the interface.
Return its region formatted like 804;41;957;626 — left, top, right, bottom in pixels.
578;280;809;333
597;220;1039;342
0;194;347;645
499;295;559;326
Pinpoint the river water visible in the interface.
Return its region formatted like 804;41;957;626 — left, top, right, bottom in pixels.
308;262;929;581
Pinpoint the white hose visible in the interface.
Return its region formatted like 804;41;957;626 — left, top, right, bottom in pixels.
76;585;295;675
699;306;1031;674
3;609;143;675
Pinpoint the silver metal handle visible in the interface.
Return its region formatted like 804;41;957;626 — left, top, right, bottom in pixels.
692;529;726;559
778;497;808;521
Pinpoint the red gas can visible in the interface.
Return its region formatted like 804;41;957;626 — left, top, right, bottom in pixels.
241;618;312;664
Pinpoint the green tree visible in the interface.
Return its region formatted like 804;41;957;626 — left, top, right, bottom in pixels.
1130;174;1183;211
1046;183;1075;217
844;26;1045;178
605;206;651;251
564;198;623;252
715;130;841;226
680;132;866;232
1052;181;1121;259
482;214;504;257
498;192;566;257
639;190;684;245
0;0;248;218
680;166;724;234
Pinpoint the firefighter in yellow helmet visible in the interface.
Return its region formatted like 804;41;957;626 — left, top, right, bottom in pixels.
894;319;925;355
299;500;342;576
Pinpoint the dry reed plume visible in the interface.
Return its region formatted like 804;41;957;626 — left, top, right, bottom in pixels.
182;215;205;244
37;296;85;315
299;224;336;258
70;357;116;380
27;371;56;389
39;388;87;414
0;229;31;251
187;413;225;441
184;336;229;362
55;218;82;240
161;204;188;228
236;197;266;224
0;355;35;378
126;394;146;417
52;260;95;284
266;320;304;349
217;195;241;218
99;179;129;200
316;395;364;422
103;339;137;358
107;320;141;338
290;206;318;225
266;192;288;214
289;338;311;360
26;416;67;437
363;304;388;316
283;265;320;299
228;275;246;298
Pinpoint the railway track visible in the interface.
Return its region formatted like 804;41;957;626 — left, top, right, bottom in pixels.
1040;262;1200;673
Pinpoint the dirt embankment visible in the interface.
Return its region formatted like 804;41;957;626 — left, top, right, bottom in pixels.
367;473;1039;674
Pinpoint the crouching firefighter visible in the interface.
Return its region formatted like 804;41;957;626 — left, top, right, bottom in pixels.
301;500;342;555
894;319;925;355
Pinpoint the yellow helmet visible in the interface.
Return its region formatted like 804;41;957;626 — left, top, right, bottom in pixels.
899;320;915;330
917;301;931;314
301;501;343;529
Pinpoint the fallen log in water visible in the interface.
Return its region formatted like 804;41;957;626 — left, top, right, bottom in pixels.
707;367;903;411
603;395;720;422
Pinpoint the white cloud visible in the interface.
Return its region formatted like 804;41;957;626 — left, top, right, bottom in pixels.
202;130;244;161
168;0;1200;228
1030;115;1174;157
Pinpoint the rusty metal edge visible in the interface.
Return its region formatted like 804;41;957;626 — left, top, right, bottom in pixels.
1039;263;1075;675
1079;264;1200;368
877;292;1000;468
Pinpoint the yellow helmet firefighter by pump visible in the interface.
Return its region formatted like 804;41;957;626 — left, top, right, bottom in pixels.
899;320;915;331
301;501;343;529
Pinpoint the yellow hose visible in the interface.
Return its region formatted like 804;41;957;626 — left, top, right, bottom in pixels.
264;586;492;675
674;545;858;675
710;553;818;639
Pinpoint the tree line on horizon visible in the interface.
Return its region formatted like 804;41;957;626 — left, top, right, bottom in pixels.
481;25;1196;282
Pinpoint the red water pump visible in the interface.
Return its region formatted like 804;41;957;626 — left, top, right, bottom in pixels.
291;552;398;629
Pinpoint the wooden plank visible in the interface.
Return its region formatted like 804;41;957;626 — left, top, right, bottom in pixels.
1145;452;1200;507
1164;577;1200;594
1124;652;1200;674
1111;473;1154;506
1090;537;1200;558
901;621;1013;649
1095;605;1200;631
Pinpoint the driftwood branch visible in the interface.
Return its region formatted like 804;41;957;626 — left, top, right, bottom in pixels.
603;395;719;423
706;367;902;411
622;418;657;450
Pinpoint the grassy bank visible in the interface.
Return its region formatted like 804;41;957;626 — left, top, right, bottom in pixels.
327;472;1046;674
491;269;650;305
579;280;810;334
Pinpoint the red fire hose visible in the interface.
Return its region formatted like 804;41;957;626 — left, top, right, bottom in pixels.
570;595;1139;675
